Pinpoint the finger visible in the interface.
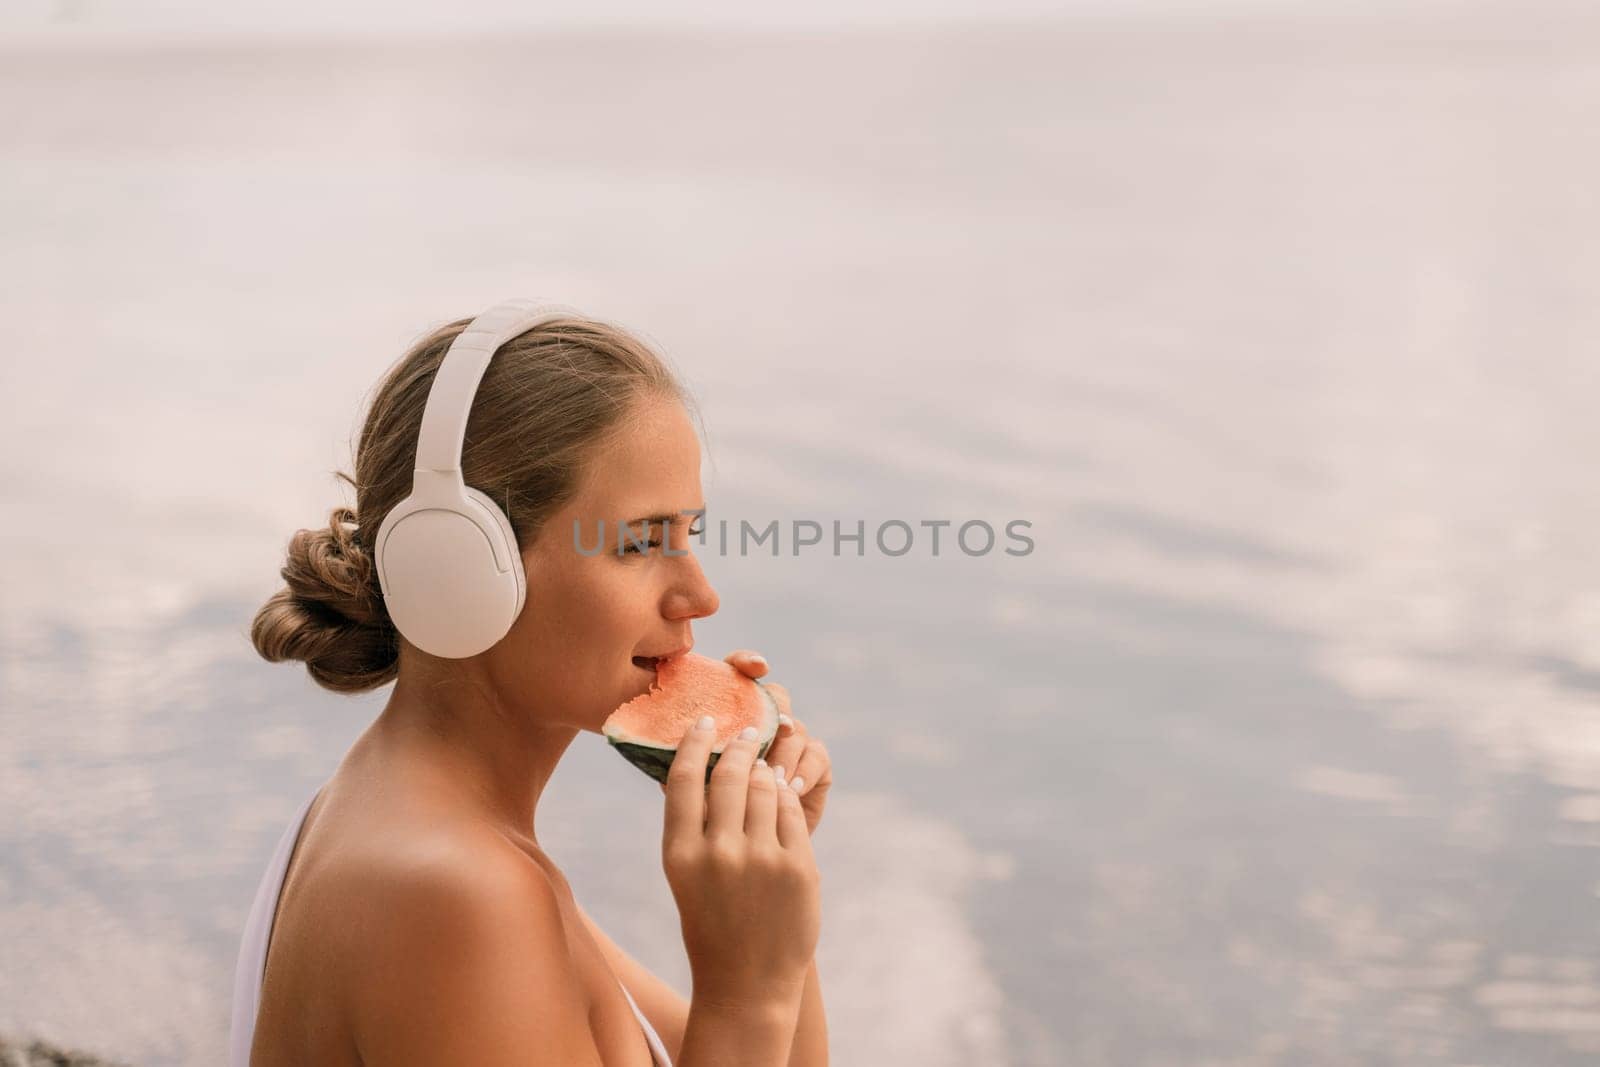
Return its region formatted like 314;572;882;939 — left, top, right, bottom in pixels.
763;733;803;779
763;680;793;719
724;649;770;680
705;725;762;839
663;715;717;840
744;758;780;841
757;683;797;768
788;741;829;795
774;769;813;854
763;703;804;769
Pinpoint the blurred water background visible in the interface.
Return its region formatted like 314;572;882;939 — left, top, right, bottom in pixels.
3;6;1600;1065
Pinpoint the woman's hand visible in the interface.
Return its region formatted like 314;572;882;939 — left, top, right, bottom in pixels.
659;650;832;838
659;707;821;1008
724;650;830;838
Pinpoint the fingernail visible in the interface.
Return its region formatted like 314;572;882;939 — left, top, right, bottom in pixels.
738;725;758;741
779;713;794;728
774;765;787;783
751;654;767;666
755;758;767;768
790;776;805;792
697;715;715;732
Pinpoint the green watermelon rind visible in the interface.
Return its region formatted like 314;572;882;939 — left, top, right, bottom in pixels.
605;679;782;785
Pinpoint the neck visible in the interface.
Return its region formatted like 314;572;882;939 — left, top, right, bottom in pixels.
362;660;579;846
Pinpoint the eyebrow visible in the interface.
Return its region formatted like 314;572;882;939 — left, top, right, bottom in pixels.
623;506;707;527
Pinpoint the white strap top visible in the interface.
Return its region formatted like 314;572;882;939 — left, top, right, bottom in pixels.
228;785;672;1066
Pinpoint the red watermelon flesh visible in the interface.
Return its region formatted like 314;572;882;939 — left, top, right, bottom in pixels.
602;652;781;784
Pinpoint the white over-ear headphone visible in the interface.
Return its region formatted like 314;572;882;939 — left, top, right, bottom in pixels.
372;298;582;659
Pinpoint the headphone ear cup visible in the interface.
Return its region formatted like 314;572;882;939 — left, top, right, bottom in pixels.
374;496;525;659
460;485;527;616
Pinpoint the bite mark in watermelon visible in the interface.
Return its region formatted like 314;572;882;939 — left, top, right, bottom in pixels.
602;652;781;784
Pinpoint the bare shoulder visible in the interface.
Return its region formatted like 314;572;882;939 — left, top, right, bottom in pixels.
342;823;603;1066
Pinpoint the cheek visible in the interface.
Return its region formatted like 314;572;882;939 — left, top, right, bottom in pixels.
586;566;658;643
523;562;657;670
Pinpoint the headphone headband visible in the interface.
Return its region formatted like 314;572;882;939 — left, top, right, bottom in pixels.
413;298;583;475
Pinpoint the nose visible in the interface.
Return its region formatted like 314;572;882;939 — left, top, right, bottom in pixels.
664;552;719;621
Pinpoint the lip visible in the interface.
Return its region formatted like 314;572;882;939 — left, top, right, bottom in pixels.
632;642;692;671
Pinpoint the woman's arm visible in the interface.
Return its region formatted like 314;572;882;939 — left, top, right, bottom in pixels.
788;958;828;1067
577;902;827;1067
574;901;689;1062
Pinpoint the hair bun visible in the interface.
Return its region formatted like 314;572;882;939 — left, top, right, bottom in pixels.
290;506;385;625
250;505;399;693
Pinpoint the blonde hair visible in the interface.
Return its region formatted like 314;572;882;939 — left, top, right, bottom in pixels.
251;311;694;694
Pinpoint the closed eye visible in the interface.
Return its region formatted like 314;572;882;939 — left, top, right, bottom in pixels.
622;523;705;555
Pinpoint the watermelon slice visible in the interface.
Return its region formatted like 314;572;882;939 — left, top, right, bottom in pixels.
602;652;782;784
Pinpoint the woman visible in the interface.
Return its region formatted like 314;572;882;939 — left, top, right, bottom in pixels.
236;303;832;1065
